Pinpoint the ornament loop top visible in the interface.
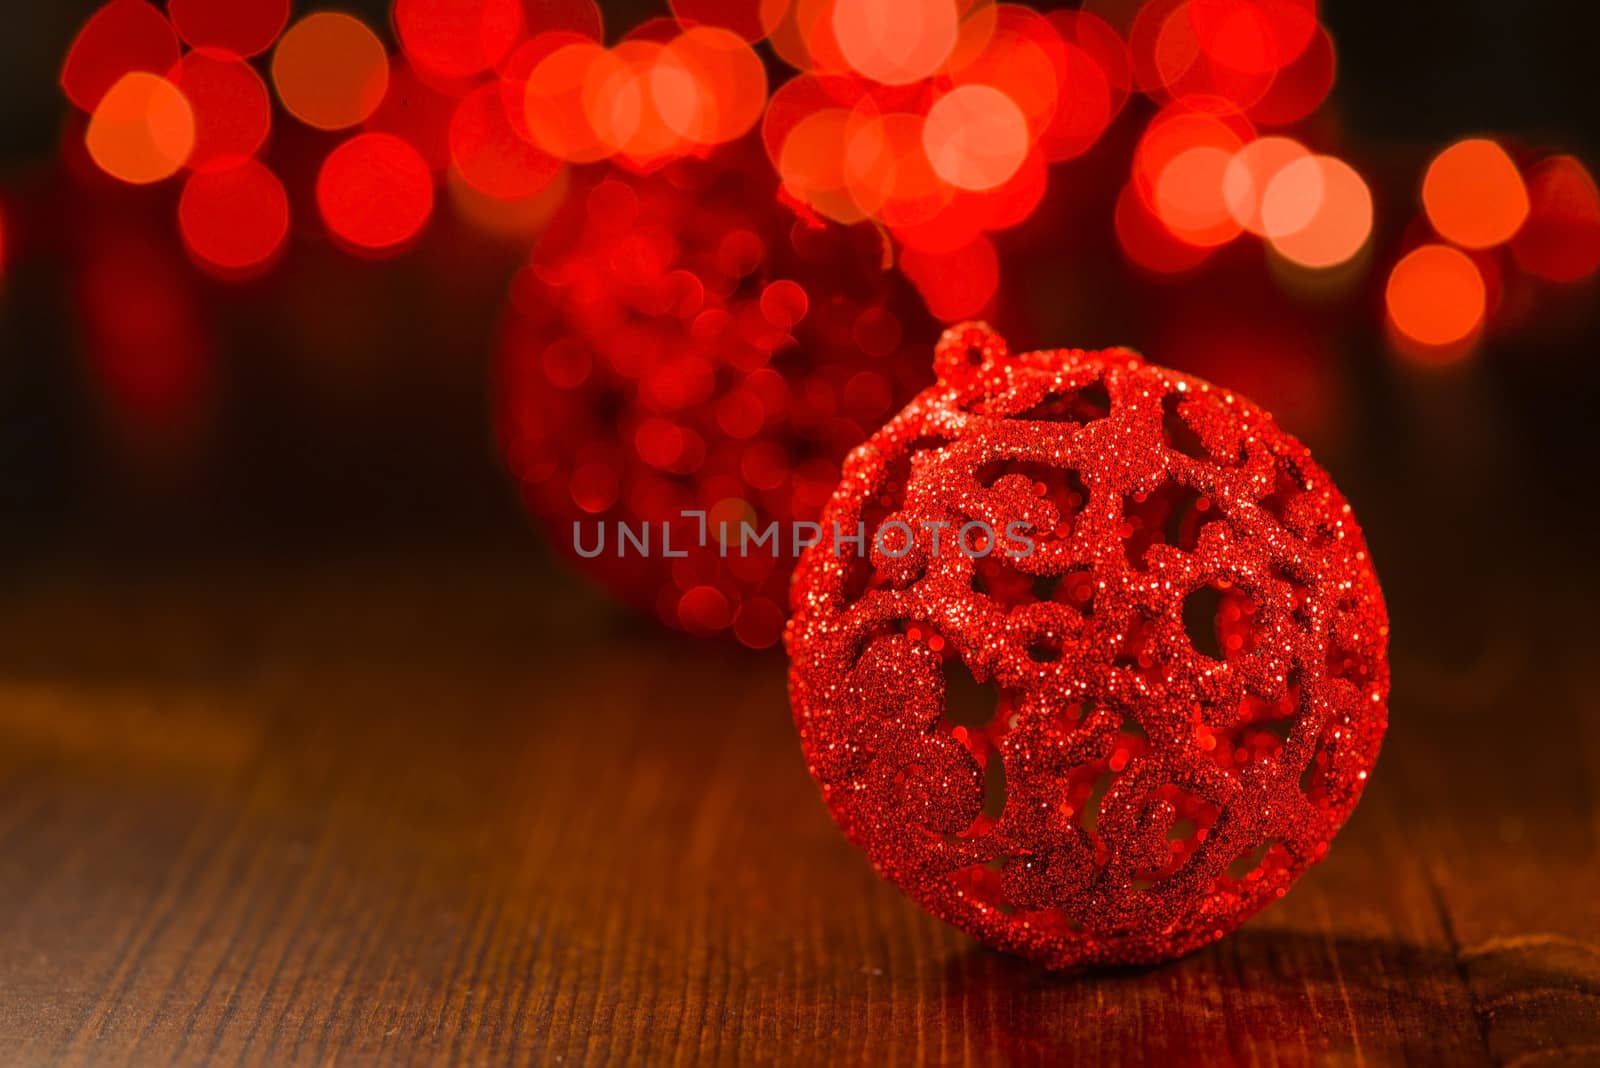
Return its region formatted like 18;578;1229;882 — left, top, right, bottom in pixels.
934;320;1008;385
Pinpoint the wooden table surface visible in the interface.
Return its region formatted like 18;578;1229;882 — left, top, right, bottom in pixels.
0;552;1595;1067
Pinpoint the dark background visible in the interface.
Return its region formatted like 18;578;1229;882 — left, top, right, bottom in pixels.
1;0;1597;592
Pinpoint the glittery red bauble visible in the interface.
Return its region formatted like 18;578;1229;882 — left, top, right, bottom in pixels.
497;144;931;647
787;322;1389;969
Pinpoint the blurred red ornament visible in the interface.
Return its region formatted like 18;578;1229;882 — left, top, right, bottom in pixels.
497;142;935;647
787;322;1388;969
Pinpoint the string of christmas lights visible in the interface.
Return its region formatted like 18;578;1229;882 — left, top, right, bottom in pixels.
49;0;1600;358
24;0;1600;643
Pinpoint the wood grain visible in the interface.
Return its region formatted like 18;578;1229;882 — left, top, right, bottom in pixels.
0;555;1594;1067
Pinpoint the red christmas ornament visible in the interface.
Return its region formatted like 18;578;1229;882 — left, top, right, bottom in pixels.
787;322;1389;968
497;143;932;647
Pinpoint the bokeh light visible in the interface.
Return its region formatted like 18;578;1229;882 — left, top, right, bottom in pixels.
777;105;862;223
1116;178;1212;273
86;72;195;184
1189;0;1318;75
178;159;290;274
522;39;623;163
1248;24;1333;126
449;84;562;200
1135;104;1251;206
1422;138;1529;249
942;8;1058;140
394;0;523;80
272;12;390;131
662;27;769;147
167;50;272;172
1385;243;1486;351
1511;155;1600;283
1156;144;1242;246
1138;0;1272;110
1223;135;1310;235
923;85;1029;191
832;0;960;85
1262;155;1371;269
61;0;182;113
168;0;290;58
1035;31;1117;161
861;112;953;228
1048;9;1132;122
512;20;768;168
585;38;690;166
316;133;435;252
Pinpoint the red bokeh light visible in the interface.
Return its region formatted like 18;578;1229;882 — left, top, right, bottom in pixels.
1189;0;1318;75
272;12;390;131
662;26;770;147
1115;178;1213;273
586;38;692;166
764;0;851;75
316;133;436;253
1422;138;1529;250
1247;24;1333;126
944;9;1060;140
923;85;1029;191
1047;9;1132;122
1511;155;1600;283
833;0;960;85
1035;35;1115;161
857;111;953;228
522;39;625;163
61;0;182;113
512;19;768;170
395;0;524;80
167;50;272;172
1262;154;1371;269
1223;135;1309;235
1155;143;1243;246
179;159;290;275
449;84;562;200
86;72;195;185
1385;243;1486;355
777;105;862;222
168;0;290;58
1141;0;1273;110
1134;102;1252;211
